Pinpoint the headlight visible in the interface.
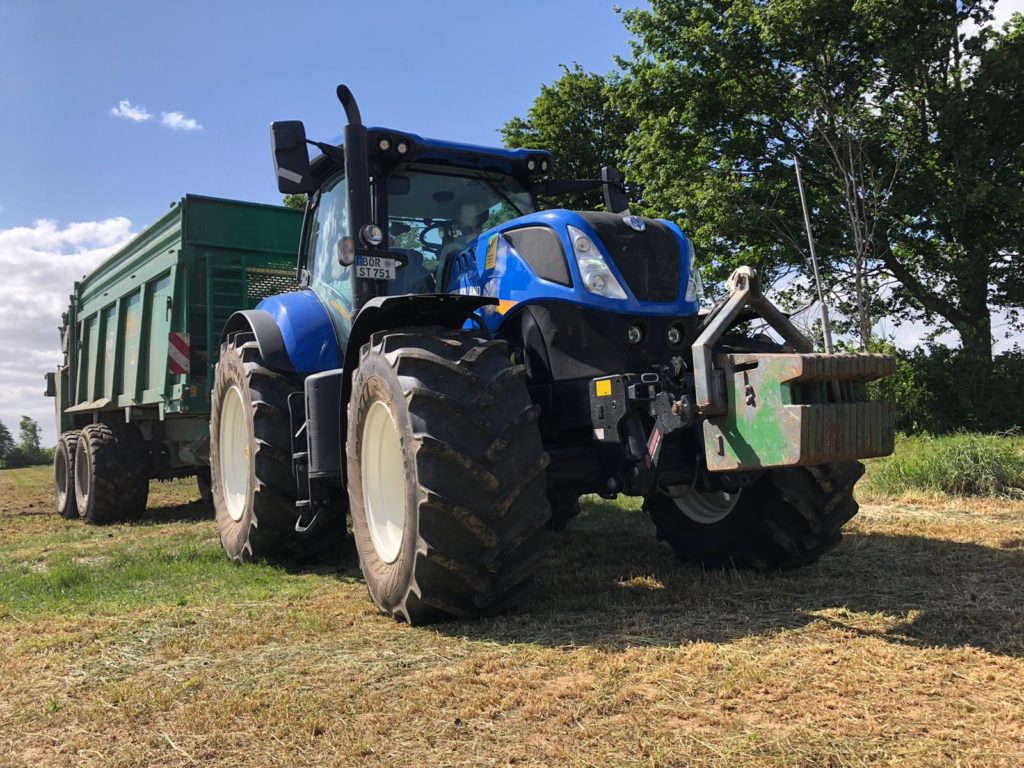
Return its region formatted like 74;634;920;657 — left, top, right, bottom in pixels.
684;238;704;303
568;225;628;300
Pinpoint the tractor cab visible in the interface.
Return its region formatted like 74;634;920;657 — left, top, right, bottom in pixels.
272;93;559;344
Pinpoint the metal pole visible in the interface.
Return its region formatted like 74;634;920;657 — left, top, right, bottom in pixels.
793;153;834;353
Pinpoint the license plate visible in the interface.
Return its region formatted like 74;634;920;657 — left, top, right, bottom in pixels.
355;256;396;280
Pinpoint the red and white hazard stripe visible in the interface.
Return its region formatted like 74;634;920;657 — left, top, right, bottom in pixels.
168;332;190;375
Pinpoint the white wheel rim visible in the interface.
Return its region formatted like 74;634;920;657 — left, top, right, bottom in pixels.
361;400;407;564
55;444;69;508
219;386;250;523
668;481;742;525
74;439;90;510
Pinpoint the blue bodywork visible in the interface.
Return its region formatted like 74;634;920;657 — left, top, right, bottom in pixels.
256;290;341;374
257;208;698;373
445;209;700;334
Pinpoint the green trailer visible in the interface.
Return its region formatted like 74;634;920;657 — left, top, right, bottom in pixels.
45;195;301;522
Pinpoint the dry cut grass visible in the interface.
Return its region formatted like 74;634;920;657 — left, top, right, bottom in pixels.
0;465;1023;767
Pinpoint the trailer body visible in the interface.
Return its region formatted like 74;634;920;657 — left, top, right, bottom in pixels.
47;195;300;476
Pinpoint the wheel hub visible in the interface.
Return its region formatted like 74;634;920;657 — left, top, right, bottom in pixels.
74;439;90;512
55;445;69;508
361;400;407;564
219;386;250;523
666;481;742;524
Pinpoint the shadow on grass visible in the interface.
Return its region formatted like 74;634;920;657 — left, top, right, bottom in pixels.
428;497;1024;658
135;499;214;525
122;493;1024;658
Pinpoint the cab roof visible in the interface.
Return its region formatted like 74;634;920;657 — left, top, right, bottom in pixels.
309;126;553;182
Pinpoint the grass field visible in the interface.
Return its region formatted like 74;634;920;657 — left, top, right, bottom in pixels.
1;464;1023;767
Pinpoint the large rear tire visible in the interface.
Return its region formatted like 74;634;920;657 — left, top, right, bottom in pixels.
347;327;551;624
73;423;150;524
645;462;864;569
54;430;80;519
209;331;346;563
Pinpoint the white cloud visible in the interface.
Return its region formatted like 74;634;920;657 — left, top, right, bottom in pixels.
109;99;152;122
160;111;203;131
0;217;133;447
993;0;1024;26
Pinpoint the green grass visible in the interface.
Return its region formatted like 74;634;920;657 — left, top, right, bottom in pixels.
2;461;1024;766
865;432;1024;498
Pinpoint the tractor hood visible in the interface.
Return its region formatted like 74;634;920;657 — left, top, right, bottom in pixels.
444;209;702;333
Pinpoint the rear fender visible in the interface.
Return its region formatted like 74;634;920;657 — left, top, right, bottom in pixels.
220;290;341;375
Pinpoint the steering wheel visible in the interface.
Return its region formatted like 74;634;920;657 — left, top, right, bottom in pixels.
418;220;452;254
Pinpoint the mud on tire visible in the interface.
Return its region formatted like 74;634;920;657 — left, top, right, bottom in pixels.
645;462;864;569
347;326;552;624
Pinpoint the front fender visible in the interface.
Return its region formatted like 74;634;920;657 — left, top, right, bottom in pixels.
341;293;496;404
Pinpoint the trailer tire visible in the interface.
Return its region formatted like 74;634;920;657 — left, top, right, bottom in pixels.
54;431;80;519
74;423;150;524
347;327;551;624
196;467;212;504
645;462;864;569
546;487;581;531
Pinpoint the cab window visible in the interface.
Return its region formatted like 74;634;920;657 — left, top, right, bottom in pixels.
386;166;535;291
308;172;354;338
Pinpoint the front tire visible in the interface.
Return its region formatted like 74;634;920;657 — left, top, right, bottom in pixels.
347;327;551;624
645;462;864;569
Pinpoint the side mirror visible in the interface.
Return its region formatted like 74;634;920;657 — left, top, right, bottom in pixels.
271;121;313;194
602;165;629;214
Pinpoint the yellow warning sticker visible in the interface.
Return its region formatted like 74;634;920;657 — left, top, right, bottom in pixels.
596;379;612;397
485;235;498;271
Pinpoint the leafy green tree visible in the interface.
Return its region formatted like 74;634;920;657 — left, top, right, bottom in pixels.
614;0;1022;365
283;194;307;210
0;418;14;464
502;64;635;210
18;416;42;459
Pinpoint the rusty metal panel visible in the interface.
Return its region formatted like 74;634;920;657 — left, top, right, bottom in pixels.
703;352;896;471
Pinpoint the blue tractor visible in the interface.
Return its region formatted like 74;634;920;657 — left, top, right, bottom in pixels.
209;86;894;623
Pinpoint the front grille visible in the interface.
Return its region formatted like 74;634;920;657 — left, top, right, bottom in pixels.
578;212;681;303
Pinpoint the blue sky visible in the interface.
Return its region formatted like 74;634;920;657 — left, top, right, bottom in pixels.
0;0;640;230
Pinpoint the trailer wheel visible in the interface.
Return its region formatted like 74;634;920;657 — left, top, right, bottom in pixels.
546;487;581;531
54;431;80;519
645;462;864;569
347;327;551;624
74;423;150;524
196;467;213;503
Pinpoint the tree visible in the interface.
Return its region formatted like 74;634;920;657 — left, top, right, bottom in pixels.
615;0;1022;365
18;415;42;458
502;64;636;210
283;194;307;210
0;418;13;464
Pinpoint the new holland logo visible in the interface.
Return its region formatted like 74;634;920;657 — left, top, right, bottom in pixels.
624;215;646;231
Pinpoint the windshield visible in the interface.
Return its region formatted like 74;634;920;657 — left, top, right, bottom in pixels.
385;165;535;292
